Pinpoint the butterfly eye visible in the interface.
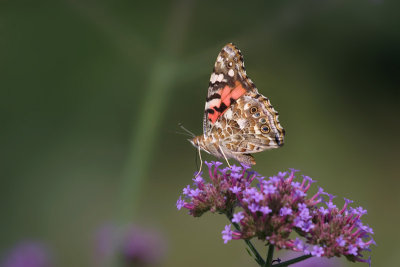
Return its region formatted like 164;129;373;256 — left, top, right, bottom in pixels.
253;112;261;118
260;124;270;134
259;118;266;123
250;106;258;114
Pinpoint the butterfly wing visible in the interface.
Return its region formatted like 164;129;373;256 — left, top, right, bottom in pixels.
219;92;285;154
203;43;257;136
202;43;284;164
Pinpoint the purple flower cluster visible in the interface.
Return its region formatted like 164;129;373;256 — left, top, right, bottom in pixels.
176;161;375;264
0;241;52;267
94;224;167;267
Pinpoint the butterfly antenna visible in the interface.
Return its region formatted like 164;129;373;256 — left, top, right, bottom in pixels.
219;145;231;168
194;145;203;178
172;130;193;137
178;123;196;138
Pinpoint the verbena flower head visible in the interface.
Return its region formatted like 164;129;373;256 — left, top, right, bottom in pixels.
0;241;52;267
177;161;375;264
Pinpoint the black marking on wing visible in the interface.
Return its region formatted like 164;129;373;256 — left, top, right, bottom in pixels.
206;93;221;101
214;102;228;113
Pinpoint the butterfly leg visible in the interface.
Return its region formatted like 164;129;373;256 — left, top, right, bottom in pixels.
194;145;203;178
219;145;231;168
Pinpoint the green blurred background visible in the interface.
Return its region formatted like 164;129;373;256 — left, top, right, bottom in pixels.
1;0;399;266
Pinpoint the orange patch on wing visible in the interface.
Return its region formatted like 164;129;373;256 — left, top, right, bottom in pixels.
208;110;221;123
208;81;246;124
221;81;246;106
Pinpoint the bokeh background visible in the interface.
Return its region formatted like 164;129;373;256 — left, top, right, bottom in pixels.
1;0;399;266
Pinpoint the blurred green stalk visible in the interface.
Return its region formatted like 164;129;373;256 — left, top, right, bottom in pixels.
110;1;196;266
117;57;177;220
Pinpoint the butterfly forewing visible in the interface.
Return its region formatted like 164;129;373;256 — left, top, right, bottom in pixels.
203;43;257;136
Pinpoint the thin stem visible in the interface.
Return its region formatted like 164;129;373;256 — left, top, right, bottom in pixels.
226;213;265;266
272;255;312;267
265;245;274;267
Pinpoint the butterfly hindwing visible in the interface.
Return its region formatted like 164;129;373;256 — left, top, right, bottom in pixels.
219;92;284;153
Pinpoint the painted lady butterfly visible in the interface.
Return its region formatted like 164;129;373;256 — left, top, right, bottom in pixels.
190;43;285;166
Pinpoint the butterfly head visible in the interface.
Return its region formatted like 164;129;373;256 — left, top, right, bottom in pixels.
189;135;211;155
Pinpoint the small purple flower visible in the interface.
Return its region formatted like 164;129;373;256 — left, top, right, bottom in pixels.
204;161;214;170
182;185;191;195
336;236;346;247
230;172;243;179
230;186;241;194
269;176;280;183
291;181;301;188
280;207;292;216
356;238;366;249
230;165;242;173
176;197;185;210
298;207;311;220
248;203;259;213
303;175;316;184
326;201;337;210
189;188;201;197
193;176;204;184
300;220;315;232
294;217;304;228
232;212;244;223
263;184;277;195
311;245;324;257
347;244;358;256
252;191;264;203
242;197;250;203
256;176;265;182
260;206;272;215
277;171;287;178
358;223;374;234
295;189;307;197
212;161;223;168
222;225;233;244
351;206;368;216
294;238;307;251
318;206;329;215
244;187;257;196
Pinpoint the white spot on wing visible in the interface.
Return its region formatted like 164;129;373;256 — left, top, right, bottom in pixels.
207;98;220;108
228;69;234;77
237;118;247;129
217;73;224;82
210;73;217;83
225;109;233;119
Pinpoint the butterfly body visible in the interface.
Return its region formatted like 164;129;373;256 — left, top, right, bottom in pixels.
190;43;285;165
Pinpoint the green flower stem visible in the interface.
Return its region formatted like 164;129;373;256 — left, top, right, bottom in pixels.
265;245;275;267
272;255;312;267
226;213;265;266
